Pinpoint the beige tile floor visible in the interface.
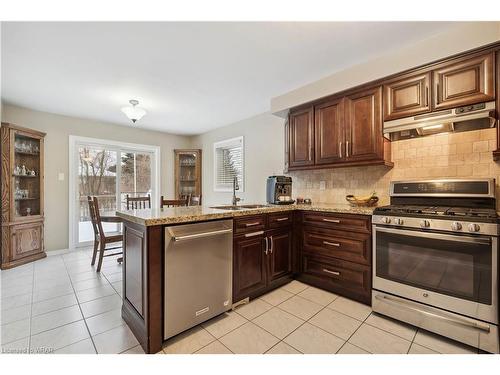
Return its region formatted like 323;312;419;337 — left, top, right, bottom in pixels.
1;250;481;355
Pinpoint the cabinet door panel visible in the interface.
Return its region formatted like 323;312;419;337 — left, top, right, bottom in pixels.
345;86;383;162
315;98;344;164
11;222;43;260
383;72;431;120
233;234;267;302
433;52;495;110
268;229;292;282
289;107;314;168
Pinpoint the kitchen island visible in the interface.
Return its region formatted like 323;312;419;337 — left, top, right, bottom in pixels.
116;203;375;353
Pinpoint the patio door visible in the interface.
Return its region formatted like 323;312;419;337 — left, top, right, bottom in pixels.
69;136;160;248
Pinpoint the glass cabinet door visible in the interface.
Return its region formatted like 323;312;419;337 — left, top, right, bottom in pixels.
175;150;201;201
13;133;42;219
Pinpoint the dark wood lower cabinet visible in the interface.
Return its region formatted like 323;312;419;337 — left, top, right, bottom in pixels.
268;228;292;282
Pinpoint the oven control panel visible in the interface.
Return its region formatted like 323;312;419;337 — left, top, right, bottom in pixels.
372;215;498;236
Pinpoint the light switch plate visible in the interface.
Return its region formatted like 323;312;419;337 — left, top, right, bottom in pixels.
58;172;65;181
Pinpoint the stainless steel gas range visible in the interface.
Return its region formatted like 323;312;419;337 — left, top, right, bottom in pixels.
372;179;499;353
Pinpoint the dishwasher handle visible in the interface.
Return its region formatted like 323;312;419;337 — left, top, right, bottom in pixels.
169;228;233;242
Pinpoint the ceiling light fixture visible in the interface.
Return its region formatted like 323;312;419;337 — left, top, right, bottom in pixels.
121;99;146;123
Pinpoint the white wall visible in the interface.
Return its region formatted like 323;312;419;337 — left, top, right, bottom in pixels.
1;104;191;251
271;22;500;115
190;112;285;205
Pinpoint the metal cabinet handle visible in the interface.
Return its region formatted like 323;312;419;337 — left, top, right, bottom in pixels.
323;268;340;276
245;230;264;238
269;236;273;254
322;218;340;223
264;237;269;255
339;142;342;158
346;140;349;158
276;217;289;222
323;240;340;247
425;86;429;106
245;222;260;227
170;228;233;241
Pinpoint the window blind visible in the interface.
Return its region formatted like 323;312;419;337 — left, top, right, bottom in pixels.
214;137;244;192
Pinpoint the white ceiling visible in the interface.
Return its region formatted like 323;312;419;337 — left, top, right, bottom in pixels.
1;22;460;135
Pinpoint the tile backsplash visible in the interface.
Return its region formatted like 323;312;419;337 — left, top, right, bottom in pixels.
289;128;500;207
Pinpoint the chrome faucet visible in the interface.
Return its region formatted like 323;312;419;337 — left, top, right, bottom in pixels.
232;176;241;206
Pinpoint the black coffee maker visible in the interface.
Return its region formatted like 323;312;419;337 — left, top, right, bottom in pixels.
266;176;295;205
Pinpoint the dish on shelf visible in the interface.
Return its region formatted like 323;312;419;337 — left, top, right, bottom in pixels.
345;192;379;207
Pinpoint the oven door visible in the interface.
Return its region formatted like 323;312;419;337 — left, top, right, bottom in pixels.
373;225;498;324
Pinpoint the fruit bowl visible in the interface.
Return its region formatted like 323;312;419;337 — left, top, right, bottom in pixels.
345;192;379;207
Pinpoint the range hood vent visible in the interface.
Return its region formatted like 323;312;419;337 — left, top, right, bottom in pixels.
384;101;497;141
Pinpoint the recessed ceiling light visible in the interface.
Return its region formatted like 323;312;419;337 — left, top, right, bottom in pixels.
121;99;146;123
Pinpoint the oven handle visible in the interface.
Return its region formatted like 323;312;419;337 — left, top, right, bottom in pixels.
374;226;491;245
375;294;491;333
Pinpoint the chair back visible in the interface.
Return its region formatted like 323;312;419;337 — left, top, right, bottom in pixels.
160;196;188;208
88;196;106;240
190;195;201;206
126;194;151;210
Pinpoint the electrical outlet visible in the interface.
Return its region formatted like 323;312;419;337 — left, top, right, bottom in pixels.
58;172;65;181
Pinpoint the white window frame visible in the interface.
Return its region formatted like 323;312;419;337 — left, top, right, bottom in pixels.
68;135;160;249
213;136;244;193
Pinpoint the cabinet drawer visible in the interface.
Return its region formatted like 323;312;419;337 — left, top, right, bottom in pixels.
301;254;370;300
303;229;370;265
302;212;370;233
11;221;44;261
234;214;266;234
268;212;293;229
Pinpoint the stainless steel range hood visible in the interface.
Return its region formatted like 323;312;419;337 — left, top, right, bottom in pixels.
384;101;497;140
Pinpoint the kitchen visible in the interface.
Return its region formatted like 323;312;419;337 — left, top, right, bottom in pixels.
1;13;500;372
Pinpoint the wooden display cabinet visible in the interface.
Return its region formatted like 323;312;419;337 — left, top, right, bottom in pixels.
1;123;46;269
174;149;201;203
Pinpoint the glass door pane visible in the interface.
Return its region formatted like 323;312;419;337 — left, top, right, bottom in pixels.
178;153;197;198
120;151;153;210
77;146;118;244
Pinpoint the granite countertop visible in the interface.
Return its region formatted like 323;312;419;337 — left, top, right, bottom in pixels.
116;203;376;226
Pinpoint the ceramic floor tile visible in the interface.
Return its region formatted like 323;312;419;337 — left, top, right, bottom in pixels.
1;292;32;311
111;281;123;296
30;320;90;352
93;324;139;354
259;288;294;306
33;278;71;291
309;308;362;340
1;304;32;325
1;318;31;344
31;293;78;317
163;326;216;354
85;308;125;336
284;322;345;354
69;271;102;284
72;277;110;292
195;340;232;354
337;342;370;354
104;272;122;284
365;313;417;341
201;311;247;338
1;283;33;299
234;298;273;320
219;322;279;354
277;295;323;320
32;284;74;303
297;286;338;306
80;293;122;318
281;280;309;294
122;345;146;354
31;305;83;335
1;336;30;354
253;307;304;339
348;323;411;354
75;284;117;304
413;330;477;354
265;341;302;354
54;338;97;354
328;297;372;321
408;343;439;354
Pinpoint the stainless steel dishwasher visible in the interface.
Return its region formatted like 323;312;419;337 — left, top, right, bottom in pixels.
164;219;233;340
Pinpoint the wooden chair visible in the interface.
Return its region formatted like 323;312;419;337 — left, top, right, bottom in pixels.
160;196;188;208
126;194;151;209
87;196;123;272
189;195;201;206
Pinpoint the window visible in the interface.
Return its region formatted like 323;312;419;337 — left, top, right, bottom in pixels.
213;136;244;192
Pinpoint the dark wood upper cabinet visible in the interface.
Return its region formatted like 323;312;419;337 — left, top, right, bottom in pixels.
433;52;495;110
345;86;384;163
289;106;314;168
314;98;344;165
383;72;431;120
268;228;292;282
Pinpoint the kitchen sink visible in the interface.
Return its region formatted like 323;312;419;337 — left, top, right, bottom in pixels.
210;204;268;210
